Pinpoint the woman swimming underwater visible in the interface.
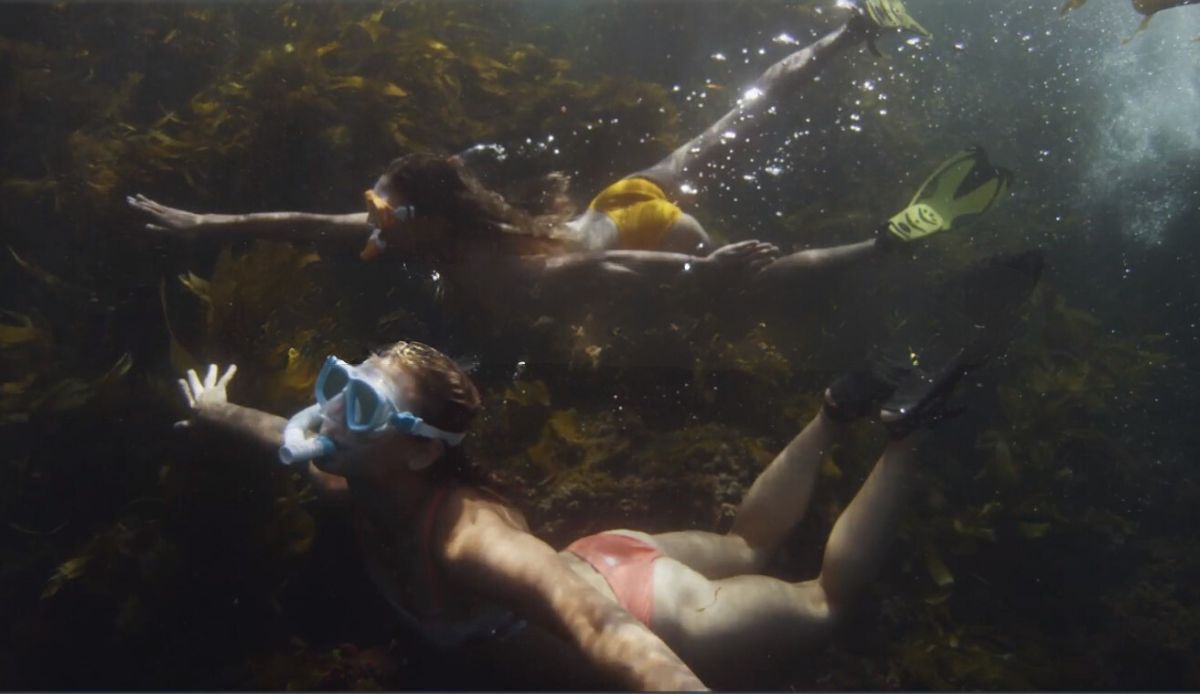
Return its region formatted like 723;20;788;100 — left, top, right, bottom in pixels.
128;0;1011;301
175;329;1003;689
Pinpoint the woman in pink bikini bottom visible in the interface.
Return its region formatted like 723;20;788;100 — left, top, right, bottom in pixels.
175;343;989;689
172;263;1042;689
556;244;1046;687
557;354;961;687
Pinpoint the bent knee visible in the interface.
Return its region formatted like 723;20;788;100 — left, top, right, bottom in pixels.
810;576;847;628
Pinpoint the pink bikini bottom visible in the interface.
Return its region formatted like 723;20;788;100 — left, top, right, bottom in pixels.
566;532;663;627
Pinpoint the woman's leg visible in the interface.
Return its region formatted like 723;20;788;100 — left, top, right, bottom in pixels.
648;436;919;682
649;348;990;681
633;13;874;192
816;434;916;609
645;409;842;580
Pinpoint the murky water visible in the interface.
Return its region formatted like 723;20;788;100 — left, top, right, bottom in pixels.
1;0;1198;690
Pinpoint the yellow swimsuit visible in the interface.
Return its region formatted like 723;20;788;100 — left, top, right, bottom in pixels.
588;177;682;250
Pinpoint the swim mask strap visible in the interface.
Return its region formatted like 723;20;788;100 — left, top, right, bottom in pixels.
390;411;466;447
362;189;417;261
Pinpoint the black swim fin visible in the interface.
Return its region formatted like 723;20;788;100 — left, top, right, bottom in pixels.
877;249;1045;438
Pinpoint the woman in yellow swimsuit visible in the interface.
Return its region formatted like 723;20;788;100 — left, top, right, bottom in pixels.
128;1;947;294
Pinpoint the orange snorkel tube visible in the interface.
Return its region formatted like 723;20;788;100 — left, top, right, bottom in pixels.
361;189;416;261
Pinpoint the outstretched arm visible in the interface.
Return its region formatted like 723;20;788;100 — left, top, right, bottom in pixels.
440;493;708;691
755;236;882;281
634;15;869;193
128;194;371;243
541;239;778;288
179;364;349;502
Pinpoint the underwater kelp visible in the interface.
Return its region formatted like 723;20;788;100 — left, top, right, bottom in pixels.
122;0;690;407
164;241;352;411
2;1;690;689
475;378;789;544
0;303;133;543
852;285;1175;690
0;291;133;520
4;2;679;214
977;285;1169;541
520;268;1177;691
0;289;143;689
26;430;326;690
2;0;1198;692
247;639;403;691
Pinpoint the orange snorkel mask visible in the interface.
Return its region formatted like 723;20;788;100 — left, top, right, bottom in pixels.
361;189;416;261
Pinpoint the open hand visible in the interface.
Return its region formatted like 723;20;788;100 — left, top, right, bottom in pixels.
700;239;779;273
176;364;237;428
127;193;205;235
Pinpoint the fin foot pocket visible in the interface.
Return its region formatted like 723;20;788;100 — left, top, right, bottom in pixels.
879;349;974;440
824;364;911;423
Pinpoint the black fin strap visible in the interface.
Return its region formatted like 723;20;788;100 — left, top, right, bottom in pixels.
874;222;900;253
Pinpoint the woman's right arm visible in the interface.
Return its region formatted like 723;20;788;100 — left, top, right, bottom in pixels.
440;493;708;691
180;364;349;502
538;239;778;290
128;194;372;243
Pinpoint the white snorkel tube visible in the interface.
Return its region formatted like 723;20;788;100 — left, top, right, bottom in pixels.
279;403;336;466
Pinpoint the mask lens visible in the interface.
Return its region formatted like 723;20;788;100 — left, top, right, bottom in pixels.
345;380;385;431
318;363;351;404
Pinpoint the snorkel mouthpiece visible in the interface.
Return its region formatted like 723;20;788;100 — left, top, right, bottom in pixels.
360;228;388;261
280;403;336;465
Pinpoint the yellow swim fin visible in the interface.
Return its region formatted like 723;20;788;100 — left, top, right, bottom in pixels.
1133;0;1200;16
886;147;1012;243
864;0;933;38
1059;0;1089;15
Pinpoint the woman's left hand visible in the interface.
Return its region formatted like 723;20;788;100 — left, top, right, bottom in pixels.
176;364;238;428
700;239;780;273
127;194;208;236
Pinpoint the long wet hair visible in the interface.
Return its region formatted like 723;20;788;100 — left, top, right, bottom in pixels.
375;340;480;435
378;153;576;261
372;340;496;487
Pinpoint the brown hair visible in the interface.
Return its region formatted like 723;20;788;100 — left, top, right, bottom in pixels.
373;340;481;435
378;153;574;259
372;340;491;486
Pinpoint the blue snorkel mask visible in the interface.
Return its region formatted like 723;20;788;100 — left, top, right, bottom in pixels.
315;356;466;445
278;355;465;467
